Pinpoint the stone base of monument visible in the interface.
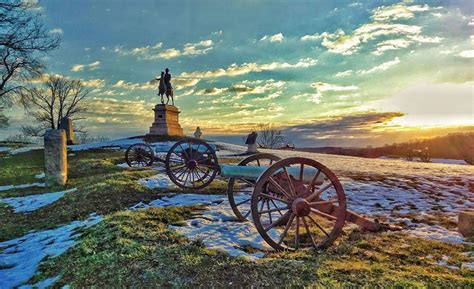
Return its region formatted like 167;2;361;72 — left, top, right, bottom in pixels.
247;143;258;154
146;104;184;141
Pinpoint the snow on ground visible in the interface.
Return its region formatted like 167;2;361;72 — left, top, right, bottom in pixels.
8;146;43;155
0;146;13;153
34;172;45;179
0;214;102;288
138;174;176;189
379;156;469;165
0;182;45;192
68;137;176;152
134;193;275;261
0;188;77;213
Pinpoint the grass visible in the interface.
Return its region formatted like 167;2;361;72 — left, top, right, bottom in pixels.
0;146;473;287
29;208;473;288
0;149;44;186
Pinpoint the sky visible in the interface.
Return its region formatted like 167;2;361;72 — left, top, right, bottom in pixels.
1;0;473;147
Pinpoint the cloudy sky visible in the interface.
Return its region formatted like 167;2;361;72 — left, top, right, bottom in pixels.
2;0;473;146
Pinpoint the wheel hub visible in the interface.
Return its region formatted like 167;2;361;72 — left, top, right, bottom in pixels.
292;198;311;217
187;159;197;169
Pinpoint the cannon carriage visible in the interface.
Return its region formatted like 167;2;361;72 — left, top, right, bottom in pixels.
125;138;395;251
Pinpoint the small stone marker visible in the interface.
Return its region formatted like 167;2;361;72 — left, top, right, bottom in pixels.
458;211;474;238
59;116;78;145
245;131;258;153
193;126;202;139
44;129;67;186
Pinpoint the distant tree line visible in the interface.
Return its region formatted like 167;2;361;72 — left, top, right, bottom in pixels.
296;132;474;162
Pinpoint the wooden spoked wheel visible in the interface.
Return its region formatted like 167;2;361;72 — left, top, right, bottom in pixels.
125;143;155;167
227;153;281;222
251;157;347;251
165;138;219;190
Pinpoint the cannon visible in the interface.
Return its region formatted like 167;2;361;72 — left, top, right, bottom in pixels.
125;138;397;251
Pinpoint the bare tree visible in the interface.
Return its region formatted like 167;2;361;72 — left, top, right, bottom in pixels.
0;103;7;128
21;75;90;136
255;123;285;149
0;0;60;104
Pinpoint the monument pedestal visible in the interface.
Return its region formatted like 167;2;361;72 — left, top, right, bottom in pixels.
146;104;184;139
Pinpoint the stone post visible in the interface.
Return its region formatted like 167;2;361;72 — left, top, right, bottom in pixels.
44;129;67;186
458;211;474;238
59;116;78;145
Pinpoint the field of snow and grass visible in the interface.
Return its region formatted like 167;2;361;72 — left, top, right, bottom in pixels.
0;138;472;287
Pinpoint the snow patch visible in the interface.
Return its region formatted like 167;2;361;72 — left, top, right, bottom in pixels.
35;172;45;179
0;146;13;153
137;194;275;261
0;214;102;288
138;174;176;189
0;188;77;212
9;146;43;155
0;182;45;192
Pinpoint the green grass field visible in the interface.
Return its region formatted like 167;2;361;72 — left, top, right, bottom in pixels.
0;147;472;287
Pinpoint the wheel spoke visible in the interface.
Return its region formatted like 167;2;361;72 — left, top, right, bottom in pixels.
306;214;330;238
295;216;300;250
266;200;272;224
306;183;334;202
269;199;284;216
302;217;317;248
303;169;321;195
310;208;338;221
309;198;339;206
235;198;251;207
264;210;291;232
283;167;296;196
277;213;295;245
244;209;252;218
256;159;261;166
258;205;288;214
260;193;289;204
268;177;292;199
299;164;304;181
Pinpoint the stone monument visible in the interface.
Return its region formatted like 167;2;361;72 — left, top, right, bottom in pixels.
245;131;258;153
146;68;184;139
59;116;78;145
193;126;202;139
44;129;67;186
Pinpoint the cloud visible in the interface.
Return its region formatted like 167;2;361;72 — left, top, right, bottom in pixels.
356;57;400;74
317;3;440;55
260;33;284;42
113;40;213;60
335;70;353;77
458;50;474;58
196;79;285;99
371;3;430;22
83;97;152;126
300;32;329;41
291;92;322;104
180;58;317;79
372;39;411;55
113;80;154;91
71;61;101;72
158;48;181;59
81;78;105;88
372;82;474;127
182;40;213;55
283;111;404;143
49;28;63;34
310;82;358;92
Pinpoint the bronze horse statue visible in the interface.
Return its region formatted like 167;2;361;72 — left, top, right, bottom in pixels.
157;69;174;105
